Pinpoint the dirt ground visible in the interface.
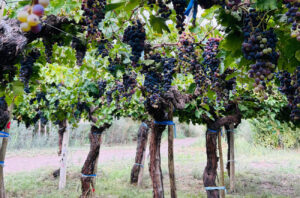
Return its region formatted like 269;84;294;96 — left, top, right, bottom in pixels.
5;137;198;173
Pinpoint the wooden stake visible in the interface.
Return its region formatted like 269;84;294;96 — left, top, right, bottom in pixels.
229;124;235;193
59;122;69;189
91;135;101;194
0;103;13;198
168;104;177;198
218;130;225;198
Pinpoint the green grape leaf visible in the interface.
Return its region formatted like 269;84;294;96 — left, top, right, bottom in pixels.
295;50;300;62
149;15;170;34
106;1;126;11
255;0;278;10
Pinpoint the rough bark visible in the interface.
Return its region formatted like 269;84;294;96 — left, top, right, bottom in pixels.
0;103;13;198
80;124;110;198
130;122;150;184
203;128;219;198
58;120;67;155
225;125;231;176
149;124;166;198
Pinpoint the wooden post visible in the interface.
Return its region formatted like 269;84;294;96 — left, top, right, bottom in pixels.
91;135;101;194
168;104;177;198
229;124;235;193
137;145;147;187
0;0;6;21
218;130;225;198
59;122;69;189
0;103;13;198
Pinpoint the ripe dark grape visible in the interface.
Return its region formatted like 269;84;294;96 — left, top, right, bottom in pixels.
241;9;279;92
202;38;221;74
162;58;176;91
71;38;87;66
284;0;300;40
81;0;106;39
277;68;300;122
123;20;146;64
171;0;187;33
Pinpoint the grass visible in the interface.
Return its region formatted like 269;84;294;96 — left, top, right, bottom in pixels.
4;131;300;198
3;119;300;197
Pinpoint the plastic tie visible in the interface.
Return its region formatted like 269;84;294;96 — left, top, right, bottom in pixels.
81;174;97;178
205;186;226;193
154;121;177;138
207;128;222;136
184;0;198;19
0;131;9;138
0;161;4;167
141;122;148;128
135;163;144;168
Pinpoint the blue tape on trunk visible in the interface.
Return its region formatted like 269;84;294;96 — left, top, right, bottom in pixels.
154;121;176;138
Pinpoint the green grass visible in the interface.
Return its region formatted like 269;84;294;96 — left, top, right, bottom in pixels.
4;133;300;198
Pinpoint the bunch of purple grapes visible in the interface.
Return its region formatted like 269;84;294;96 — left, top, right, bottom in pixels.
20;50;41;93
277;68;300;121
162;58;176;91
171;0;187;34
147;0;172;19
284;0;300;41
202;38;221;75
71;38;87;66
81;0;106;39
123;20;146;64
241;9;279;92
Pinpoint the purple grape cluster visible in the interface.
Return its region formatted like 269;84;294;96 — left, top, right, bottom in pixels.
19;50;40;93
277;68;300;121
81;0;106;39
162;58;176;91
202;38;221;75
284;0;300;41
171;0;187;34
123;20;146;64
241;9;279;92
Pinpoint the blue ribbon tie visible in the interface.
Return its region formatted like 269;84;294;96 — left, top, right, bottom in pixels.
0;161;4;167
154;121;177;138
208;129;223;136
205;186;226;193
135;163;144;168
184;0;198;19
81;174;97;178
0;131;9;138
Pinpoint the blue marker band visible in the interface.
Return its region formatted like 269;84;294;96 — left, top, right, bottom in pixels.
81;174;97;178
208;129;223;136
205;186;226;193
154;121;177;138
135;163;144;168
0;131;9;138
0;161;4;167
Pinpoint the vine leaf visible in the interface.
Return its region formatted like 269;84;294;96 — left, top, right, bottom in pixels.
149;15;170;34
255;0;277;10
105;1;126;12
295;50;300;62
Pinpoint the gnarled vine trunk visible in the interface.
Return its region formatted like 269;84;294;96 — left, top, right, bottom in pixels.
80;124;110;198
130;122;150;184
149;124;166;198
203;128;219;198
58;120;67;155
